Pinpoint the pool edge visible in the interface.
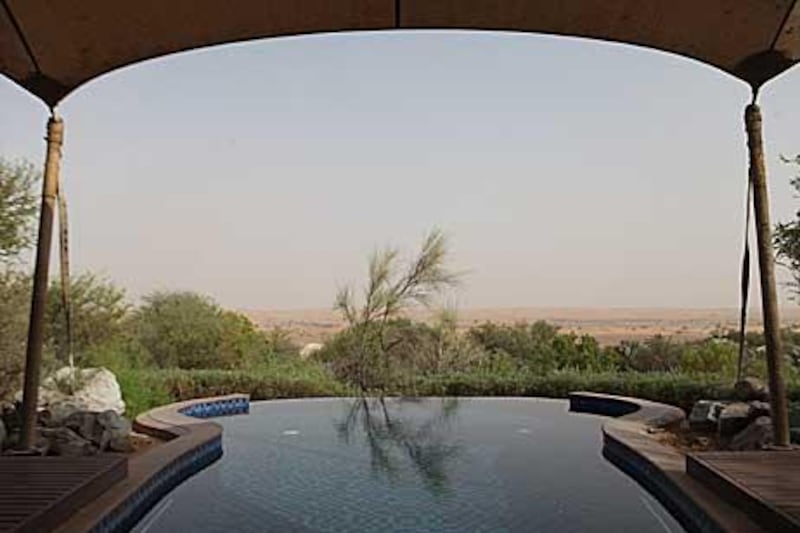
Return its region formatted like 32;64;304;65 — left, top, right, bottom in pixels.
54;394;249;533
569;391;766;533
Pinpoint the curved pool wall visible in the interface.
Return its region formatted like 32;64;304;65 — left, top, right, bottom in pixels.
55;394;250;533
65;393;766;533
132;397;686;533
569;392;765;533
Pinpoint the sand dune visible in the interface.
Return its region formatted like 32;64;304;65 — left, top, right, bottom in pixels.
242;307;800;346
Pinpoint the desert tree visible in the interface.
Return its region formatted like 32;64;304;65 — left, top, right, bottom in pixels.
333;229;461;391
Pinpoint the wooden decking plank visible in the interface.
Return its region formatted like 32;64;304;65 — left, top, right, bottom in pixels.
0;456;127;532
687;450;800;533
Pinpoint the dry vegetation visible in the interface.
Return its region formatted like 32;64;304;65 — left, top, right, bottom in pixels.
242;306;800;347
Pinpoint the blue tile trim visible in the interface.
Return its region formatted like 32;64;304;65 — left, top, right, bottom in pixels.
90;436;223;533
89;396;248;533
178;396;250;419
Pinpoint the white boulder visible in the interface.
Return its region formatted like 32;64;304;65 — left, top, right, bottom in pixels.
17;367;125;418
299;343;324;359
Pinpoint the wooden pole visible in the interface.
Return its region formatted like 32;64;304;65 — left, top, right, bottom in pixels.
744;103;790;448
19;115;63;450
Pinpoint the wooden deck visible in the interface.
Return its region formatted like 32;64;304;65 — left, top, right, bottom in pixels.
687;450;800;533
0;456;127;533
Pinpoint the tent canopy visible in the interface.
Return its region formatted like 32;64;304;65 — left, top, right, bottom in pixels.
2;0;799;107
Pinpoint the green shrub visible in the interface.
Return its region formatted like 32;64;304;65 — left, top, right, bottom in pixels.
262;326;299;358
133;291;225;368
467;321;609;372
0;270;30;399
116;367;172;418
615;335;684;372
116;363;799;418
409;369;797;412
123;358;350;412
468;321;558;371
132;291;269;369
678;339;739;377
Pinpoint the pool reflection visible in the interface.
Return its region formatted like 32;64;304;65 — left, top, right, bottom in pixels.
336;397;461;494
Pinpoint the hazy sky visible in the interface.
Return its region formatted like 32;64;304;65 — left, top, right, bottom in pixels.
2;30;800;310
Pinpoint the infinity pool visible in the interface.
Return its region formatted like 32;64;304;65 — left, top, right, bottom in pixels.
133;398;682;532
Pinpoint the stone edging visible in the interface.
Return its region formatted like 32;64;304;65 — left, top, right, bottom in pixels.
55;394;249;533
569;391;766;533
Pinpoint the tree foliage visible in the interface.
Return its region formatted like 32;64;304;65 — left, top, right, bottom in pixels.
328;229;461;390
775;155;800;297
0;158;39;262
46;272;130;364
0;158;39;261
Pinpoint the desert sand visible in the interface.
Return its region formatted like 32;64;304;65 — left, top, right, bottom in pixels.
242;307;800;347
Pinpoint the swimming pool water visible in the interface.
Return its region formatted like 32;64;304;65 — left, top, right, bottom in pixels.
133;398;682;532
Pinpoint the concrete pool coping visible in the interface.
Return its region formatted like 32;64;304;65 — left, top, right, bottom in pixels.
54;394;249;533
569;391;767;533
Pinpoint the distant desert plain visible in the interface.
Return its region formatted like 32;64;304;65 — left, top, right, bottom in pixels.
242;307;800;347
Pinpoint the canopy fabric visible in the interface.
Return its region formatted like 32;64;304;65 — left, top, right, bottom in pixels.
1;0;799;106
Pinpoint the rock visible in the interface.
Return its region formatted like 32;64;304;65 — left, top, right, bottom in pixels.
748;400;771;419
17;367;126;415
45;400;86;425
63;411;104;446
96;410;131;450
1;403;21;432
38;402;81;428
733;377;768;402
728;416;773;451
718;403;752;438
689;400;726;433
299;343;324;359
62;410;131;451
39;427;97;457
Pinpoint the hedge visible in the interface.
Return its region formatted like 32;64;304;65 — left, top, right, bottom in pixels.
121;367;800;417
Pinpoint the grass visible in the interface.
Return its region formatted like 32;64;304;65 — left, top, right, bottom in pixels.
115;367;173;417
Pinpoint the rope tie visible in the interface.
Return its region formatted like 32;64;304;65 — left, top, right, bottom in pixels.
57;176;72;369
736;95;760;383
737;175;752;383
